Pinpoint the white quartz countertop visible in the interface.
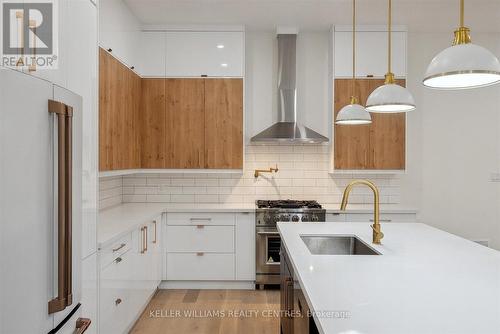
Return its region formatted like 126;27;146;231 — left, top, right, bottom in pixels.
98;202;416;247
277;222;500;334
98;203;255;246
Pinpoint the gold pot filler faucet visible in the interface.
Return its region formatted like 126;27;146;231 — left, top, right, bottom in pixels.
340;179;384;244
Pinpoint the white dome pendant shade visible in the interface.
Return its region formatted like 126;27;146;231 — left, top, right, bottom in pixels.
423;1;500;90
366;73;416;113
335;0;372;125
366;0;416;113
336;96;372;125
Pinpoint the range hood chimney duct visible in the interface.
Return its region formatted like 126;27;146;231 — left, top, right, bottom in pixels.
251;33;328;143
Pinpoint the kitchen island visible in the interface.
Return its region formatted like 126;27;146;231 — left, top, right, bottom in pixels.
278;222;500;334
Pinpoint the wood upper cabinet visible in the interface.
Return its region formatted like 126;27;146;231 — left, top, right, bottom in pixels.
204;79;244;169
99;48;141;171
334;78;406;170
165;79;206;169
100;49;244;171
140;79;167;168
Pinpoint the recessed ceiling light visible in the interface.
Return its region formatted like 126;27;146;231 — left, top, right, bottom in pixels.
221;63;228;67
217;44;225;49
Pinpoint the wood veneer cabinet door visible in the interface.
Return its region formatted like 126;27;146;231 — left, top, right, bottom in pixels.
165;79;205;169
368;79;406;170
333;78;406;170
140;79;167;168
334;79;371;169
204;78;243;169
99;48;141;171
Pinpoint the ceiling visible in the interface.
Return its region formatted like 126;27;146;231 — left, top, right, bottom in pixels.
124;0;500;32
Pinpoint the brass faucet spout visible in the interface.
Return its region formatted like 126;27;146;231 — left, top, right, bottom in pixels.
340;179;384;244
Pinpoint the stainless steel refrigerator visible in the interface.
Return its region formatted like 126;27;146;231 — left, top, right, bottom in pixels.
0;68;90;334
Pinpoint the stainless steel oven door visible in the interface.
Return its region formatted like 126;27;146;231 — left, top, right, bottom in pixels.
256;228;281;278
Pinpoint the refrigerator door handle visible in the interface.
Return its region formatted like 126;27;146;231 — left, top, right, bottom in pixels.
48;100;74;314
74;318;91;334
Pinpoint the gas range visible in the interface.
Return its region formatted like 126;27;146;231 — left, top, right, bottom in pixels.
255;200;326;287
256;200;326;227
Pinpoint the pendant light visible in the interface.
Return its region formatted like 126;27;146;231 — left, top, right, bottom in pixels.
423;0;500;89
366;0;416;113
335;0;372;125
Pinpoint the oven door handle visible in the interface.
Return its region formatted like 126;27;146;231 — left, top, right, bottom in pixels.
257;231;280;236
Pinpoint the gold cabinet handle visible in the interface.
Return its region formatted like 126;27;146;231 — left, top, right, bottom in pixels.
190;218;212;222
153;220;157;244
196;225;205;229
144;226;148;252
112;243;126;252
196;252;204;256
140;227;145;254
115;298;122;306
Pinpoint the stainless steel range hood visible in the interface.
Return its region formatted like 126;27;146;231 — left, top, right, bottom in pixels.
251;34;328;143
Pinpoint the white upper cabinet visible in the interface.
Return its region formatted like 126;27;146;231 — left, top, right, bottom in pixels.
138;32;166;77
334;28;407;78
165;31;244;77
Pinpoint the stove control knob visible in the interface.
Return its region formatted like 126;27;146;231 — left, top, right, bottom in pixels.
301;215;310;222
291;215;300;222
273;215;280;223
280;214;290;221
312;215;319;222
264;214;272;224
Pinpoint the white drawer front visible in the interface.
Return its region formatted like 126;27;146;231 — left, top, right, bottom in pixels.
167;213;235;226
345;213;416;223
100;251;132;334
100;233;132;269
166;225;234;253
166;253;235;280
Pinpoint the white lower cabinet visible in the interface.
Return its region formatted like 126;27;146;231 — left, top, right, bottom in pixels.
99;214;163;334
167;253;235;280
165;212;255;283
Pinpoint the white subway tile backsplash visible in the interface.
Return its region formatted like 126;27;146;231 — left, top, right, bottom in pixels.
99;144;401;207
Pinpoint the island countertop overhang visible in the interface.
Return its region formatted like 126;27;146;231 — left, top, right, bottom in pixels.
277;222;500;334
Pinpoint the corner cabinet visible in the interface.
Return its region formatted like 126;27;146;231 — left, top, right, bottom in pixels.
99;29;245;173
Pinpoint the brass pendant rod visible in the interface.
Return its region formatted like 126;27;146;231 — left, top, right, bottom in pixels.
351;0;356;99
460;0;464;27
388;0;392;74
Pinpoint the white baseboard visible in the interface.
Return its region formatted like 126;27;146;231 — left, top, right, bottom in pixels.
160;280;255;290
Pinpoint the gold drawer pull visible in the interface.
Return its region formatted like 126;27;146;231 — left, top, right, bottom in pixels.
153;220;157;244
112;243;126;252
196;225;205;229
140;227;145;254
196;252;204;256
115;298;122;306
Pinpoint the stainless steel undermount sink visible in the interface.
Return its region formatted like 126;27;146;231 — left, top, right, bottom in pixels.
300;235;381;255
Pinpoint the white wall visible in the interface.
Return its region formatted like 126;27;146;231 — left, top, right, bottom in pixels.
406;32;500;250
